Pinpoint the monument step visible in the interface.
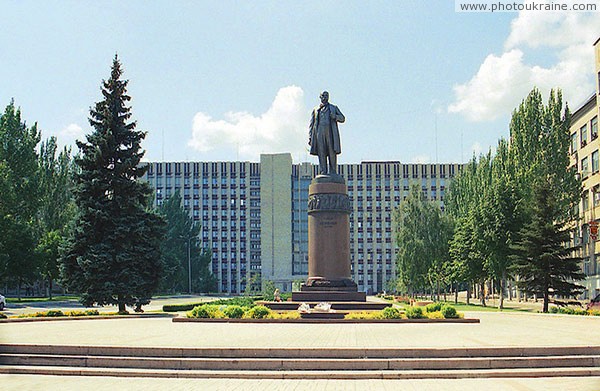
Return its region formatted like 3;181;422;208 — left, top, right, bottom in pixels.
2;365;600;380
3;344;600;359
1;353;598;371
291;291;367;302
257;301;390;311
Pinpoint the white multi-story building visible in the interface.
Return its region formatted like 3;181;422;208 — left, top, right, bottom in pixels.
143;156;463;295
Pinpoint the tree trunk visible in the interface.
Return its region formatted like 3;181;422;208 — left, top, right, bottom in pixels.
543;290;549;313
499;272;505;310
454;282;458;304
466;285;471;305
436;278;441;302
17;278;22;300
118;297;126;313
48;277;53;300
480;281;486;307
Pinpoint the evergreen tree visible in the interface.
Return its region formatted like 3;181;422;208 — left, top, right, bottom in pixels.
61;56;165;312
510;178;584;312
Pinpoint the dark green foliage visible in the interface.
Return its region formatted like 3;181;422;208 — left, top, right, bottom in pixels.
441;304;458;319
510;179;584;313
158;190;215;293
381;306;403;319
425;302;442;313
246;305;271;319
262;280;276;301
446;88;581;309
405;306;424;319
393;182;453;296
162;296;257;312
188;304;223;318
0;102;41;293
210;296;256;307
61;56;165;312
223;305;245;319
162;302;205;312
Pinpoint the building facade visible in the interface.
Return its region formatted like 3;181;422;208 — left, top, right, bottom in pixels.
143;156;463;295
569;37;600;299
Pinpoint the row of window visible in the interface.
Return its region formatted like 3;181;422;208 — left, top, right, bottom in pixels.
571;116;599;153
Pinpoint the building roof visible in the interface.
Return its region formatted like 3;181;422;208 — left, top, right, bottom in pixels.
571;93;597;125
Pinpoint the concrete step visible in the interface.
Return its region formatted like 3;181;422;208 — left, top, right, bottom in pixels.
1;353;599;371
259;301;390;311
2;344;600;359
2;365;600;379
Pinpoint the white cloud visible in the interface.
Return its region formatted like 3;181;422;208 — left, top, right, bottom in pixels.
45;123;85;152
449;6;600;122
188;86;309;161
60;123;84;138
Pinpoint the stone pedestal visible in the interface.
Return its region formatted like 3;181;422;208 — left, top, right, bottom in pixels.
292;174;365;302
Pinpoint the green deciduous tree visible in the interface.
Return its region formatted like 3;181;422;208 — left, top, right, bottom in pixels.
158;190;215;293
61;56;165;312
36;137;77;298
393;182;451;298
0;101;41;296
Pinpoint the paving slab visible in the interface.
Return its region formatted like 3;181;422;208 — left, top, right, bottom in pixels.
1;312;598;348
1;311;600;389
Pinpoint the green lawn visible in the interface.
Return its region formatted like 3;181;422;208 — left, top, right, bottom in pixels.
393;300;535;313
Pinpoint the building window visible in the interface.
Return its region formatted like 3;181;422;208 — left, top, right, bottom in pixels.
583;190;589;211
571;132;578;154
581;124;588;147
593;150;599;174
592;116;598;140
582;156;589;176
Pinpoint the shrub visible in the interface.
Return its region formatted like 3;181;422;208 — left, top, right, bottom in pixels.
163;302;204;312
381;307;403;319
211;297;256;308
65;310;86;317
426;311;445;319
188;304;224;318
223;305;245;319
589;310;600;316
551;307;590;316
245;305;271;319
270;311;301;319
44;310;64;317
85;309;100;316
425;302;443;313
441;305;459;319
0;313;7;319
405;306;424;319
345;311;383;320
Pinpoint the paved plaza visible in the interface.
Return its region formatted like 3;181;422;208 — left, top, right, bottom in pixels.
1;311;600;389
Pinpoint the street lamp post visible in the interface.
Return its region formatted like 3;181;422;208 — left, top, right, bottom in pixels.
187;237;192;295
180;235;193;295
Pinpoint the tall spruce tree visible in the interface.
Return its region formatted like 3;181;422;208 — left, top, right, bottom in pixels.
510;178;584;312
61;56;165;312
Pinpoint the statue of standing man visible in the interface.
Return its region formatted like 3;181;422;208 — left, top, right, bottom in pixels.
309;91;345;175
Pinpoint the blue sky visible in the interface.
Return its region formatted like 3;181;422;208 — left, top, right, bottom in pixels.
1;1;599;164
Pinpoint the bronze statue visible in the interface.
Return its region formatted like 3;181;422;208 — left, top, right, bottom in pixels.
309;91;345;175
